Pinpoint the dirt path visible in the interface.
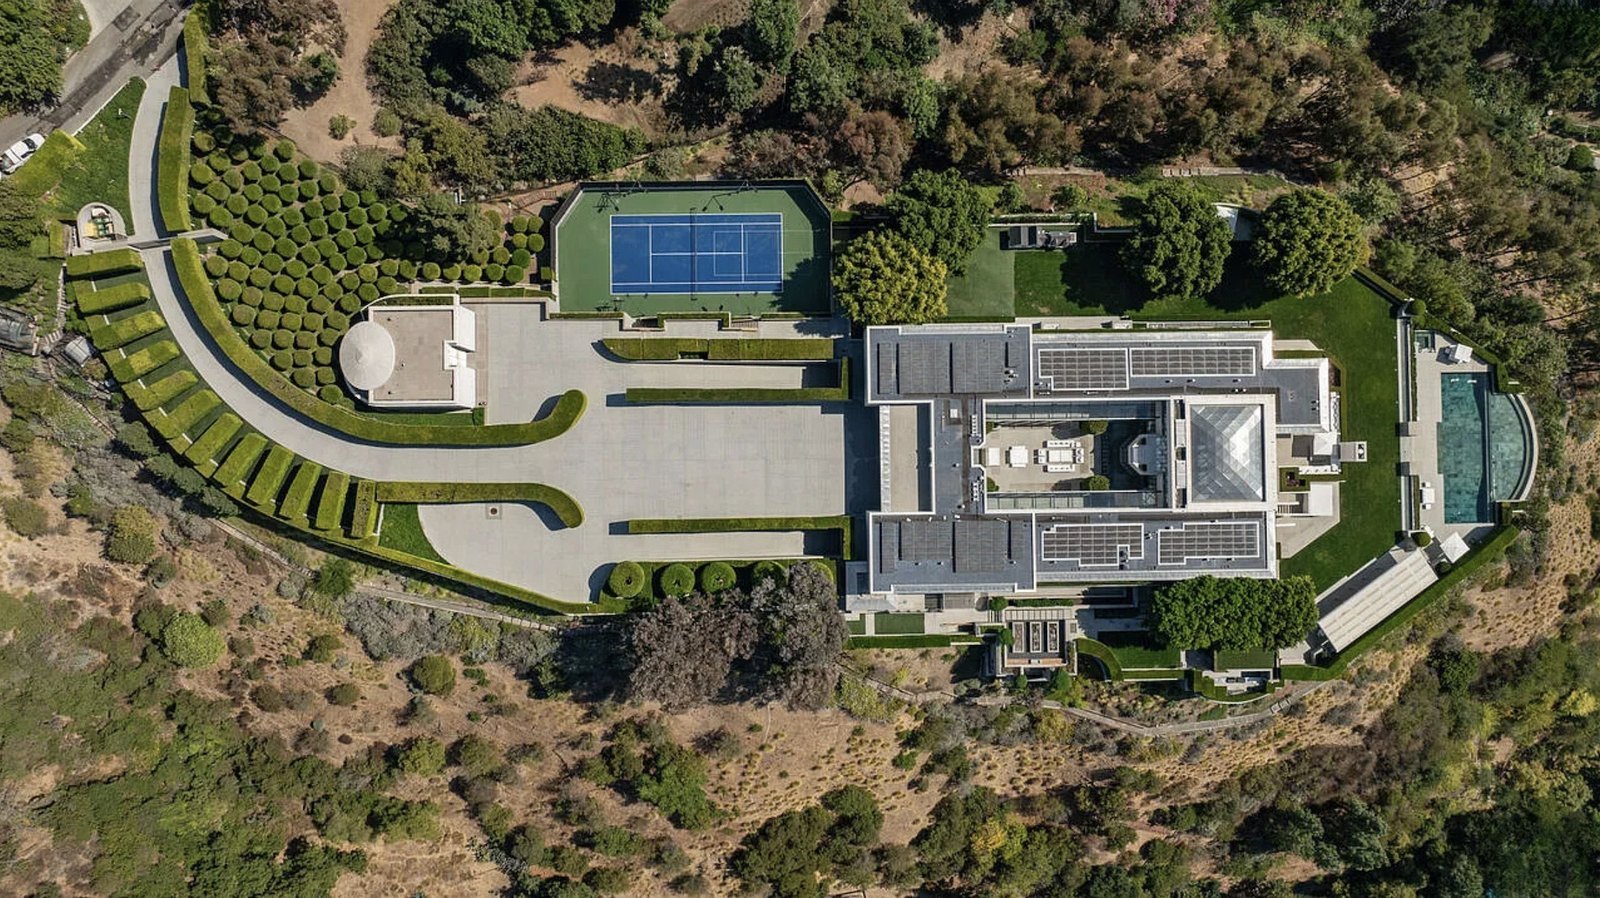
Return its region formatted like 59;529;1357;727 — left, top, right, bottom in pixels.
277;0;399;163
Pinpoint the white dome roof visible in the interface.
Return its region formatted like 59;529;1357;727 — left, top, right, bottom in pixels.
338;320;396;392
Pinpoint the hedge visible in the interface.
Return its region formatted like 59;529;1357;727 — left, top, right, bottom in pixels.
627;515;854;560
172;238;588;447
215;433;269;497
182;11;209;104
373;481;583;528
314;471;350;531
348;480;378;539
125;369;197;411
90;310;166;350
75;281;151;315
1281;526;1521;682
157;86;195;233
845;635;978;649
151;389;220;441
246;444;296;507
602;337;834;361
109;340;180;382
65;248;143;278
607;561;646;598
626;358;850;404
280;461;323;521
182;413;242;473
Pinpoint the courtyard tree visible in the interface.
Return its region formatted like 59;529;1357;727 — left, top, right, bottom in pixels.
834;230;948;326
1149;575;1318;650
1254;188;1368;297
1121;181;1232;301
886;168;993;274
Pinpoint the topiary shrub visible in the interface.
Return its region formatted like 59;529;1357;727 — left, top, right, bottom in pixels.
510;248;532;268
463;264;483;282
273;138;297;160
295;331;316;349
291;368;315;388
491;246;511;265
528;234;545;252
752;559;787;585
259;172;282;192
261;194;284;214
217;279;243;301
315;366;336;385
273;329;294;349
272;349;294;370
422;261;441;280
608;561;646;598
284;259;308;279
231;305;257;326
485;263;504;282
258;307;284;326
1084;474;1111;490
292;349;313;368
223;168;244;191
240;160;262;181
301;312;324;332
250;330;272;349
503;266;525;284
1414;530;1433;547
660;563;695;597
193;194;217;216
318;385;343;402
204;254;229;277
314;346;334;365
699;561;736;592
240;287;263;307
261;292;285;311
209;207;236;229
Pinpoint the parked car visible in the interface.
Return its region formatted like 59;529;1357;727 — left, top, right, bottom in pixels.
0;133;46;174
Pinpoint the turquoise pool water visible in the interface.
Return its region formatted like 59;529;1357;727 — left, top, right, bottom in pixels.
1437;372;1533;523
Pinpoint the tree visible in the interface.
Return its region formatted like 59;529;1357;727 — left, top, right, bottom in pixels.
887;168;993;274
1084;474;1111;490
1121;180;1232;300
623;592;758;708
160;612;226;667
409;193;500;261
313;558;356;597
714;46;762;116
938;70;1073;173
1253;189;1368;297
409;654;457;696
394;736;447;776
0;0;87;115
833;230;948;326
1149;575;1318;650
748;562;846;710
835;108;913;188
746;0;799;66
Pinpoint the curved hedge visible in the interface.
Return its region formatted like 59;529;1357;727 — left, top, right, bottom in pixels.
372;481;582;528
171;238;587;447
157;86;194;233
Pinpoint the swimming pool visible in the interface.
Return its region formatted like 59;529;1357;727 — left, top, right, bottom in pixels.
1437;372;1533;523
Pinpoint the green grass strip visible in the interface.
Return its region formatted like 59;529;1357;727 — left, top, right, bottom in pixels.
65;248;143;279
125;369;197;411
279;461;322;522
1214;649;1279;671
171;238;587;447
373;481;583;528
181;413;241;474
150;389;219;441
314;471;350;531
156;85;193;233
845;634;980;649
215;433;268;497
108;340;180;383
349;480;378;540
75;281;151;315
246;445;295;508
90;310;166;351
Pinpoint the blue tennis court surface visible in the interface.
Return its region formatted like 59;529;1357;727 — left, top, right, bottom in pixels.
610;213;784;294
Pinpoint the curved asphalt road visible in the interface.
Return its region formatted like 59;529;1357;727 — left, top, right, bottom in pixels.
126;57;849;602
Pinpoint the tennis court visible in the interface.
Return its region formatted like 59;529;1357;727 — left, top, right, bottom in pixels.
610;213;784;295
551;182;832;316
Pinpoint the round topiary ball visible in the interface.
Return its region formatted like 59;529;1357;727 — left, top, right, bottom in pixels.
257;308;281;327
752;560;787;586
250;330;272;349
193;194;217;217
422;262;441;280
607;561;646;598
292;349;313;367
273;138;297;161
291;368;315;388
660;563;695;597
318;385;343;402
295;331;316;349
503;266;525;284
231;305;257;327
273;329;294;349
271;349;294;370
699;561;736;593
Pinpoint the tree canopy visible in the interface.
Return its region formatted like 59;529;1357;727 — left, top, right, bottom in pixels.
1120;181;1233;301
833;230;948;326
1150;575;1318;650
1254;189;1368;297
0;0;87;115
160;613;227;667
886;168;993;274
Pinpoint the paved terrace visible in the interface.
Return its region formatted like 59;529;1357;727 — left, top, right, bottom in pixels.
129;62;852;602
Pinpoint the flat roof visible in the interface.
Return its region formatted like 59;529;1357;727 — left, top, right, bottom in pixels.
361;307;467;404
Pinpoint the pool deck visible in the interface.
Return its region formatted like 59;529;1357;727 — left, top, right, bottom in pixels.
1407;334;1501;543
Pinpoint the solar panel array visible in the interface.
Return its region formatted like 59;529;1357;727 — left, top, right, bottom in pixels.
1156;521;1260;565
954;520;1007;572
895;341;950;395
1037;348;1129;391
1130;346;1256;377
899;519;953;561
951;339;1008;394
1040;524;1144;566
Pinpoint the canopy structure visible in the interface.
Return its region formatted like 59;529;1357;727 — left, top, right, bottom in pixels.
338;320;396;392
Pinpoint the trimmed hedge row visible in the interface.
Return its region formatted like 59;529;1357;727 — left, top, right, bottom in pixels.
313;470;350;530
627;515;854;560
373;481;583;528
246;444;295;506
625;358;851;404
157;86;195;233
280;461;323;522
182;413;242;473
349;480;378;539
1281;525;1521;682
125;369;197;411
75;281;151;315
109;340;180;382
846;634;977;649
602;337;834;361
151;389;219;441
90;310;167;350
216;433;268;497
182;12;209;104
174;238;589;446
65;249;142;278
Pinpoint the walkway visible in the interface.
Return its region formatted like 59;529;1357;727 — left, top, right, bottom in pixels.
124;57;851;603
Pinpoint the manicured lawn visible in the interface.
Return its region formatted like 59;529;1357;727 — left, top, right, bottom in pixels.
51;79;146;224
873;612;926;635
944;227;1015;319
377;504;448;563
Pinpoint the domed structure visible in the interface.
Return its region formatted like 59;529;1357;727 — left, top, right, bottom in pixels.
338;320;396;392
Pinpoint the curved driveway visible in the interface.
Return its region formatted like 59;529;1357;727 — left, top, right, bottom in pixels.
127;58;849;602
